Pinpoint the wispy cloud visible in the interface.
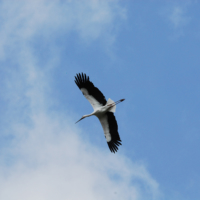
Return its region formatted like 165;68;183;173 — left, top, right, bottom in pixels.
168;6;190;29
0;0;126;125
0;0;125;55
0;108;160;199
0;1;160;199
160;2;192;39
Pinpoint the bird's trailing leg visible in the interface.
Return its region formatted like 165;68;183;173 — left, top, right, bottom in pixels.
107;99;125;107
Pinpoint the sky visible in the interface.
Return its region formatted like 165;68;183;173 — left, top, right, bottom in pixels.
0;0;200;199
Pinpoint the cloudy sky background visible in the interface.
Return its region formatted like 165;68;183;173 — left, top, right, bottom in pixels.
0;1;200;199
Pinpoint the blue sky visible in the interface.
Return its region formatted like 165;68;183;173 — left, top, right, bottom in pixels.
0;1;200;199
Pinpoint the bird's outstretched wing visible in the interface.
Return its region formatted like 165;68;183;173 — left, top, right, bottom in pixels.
98;112;122;153
75;73;107;110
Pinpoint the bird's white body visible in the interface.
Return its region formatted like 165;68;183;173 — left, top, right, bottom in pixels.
81;98;117;142
75;73;124;153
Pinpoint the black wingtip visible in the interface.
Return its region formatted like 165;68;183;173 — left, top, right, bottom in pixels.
74;73;90;89
108;139;122;153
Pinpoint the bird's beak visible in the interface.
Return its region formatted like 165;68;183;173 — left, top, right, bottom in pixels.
75;117;84;124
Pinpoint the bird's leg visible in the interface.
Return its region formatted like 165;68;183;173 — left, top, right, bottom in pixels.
107;99;125;107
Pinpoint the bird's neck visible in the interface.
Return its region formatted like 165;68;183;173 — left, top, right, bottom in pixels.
83;112;94;118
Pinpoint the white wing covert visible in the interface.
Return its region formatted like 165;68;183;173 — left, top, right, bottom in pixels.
80;88;103;110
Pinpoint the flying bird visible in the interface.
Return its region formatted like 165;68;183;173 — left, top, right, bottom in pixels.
75;73;125;153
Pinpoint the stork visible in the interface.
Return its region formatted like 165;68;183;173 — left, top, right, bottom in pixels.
75;73;125;153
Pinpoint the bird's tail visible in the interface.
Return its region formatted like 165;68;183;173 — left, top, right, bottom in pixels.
106;98;116;113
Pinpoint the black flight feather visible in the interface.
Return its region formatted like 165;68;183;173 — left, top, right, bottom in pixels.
75;73;106;106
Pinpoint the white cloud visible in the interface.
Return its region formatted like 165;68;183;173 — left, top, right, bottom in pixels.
0;0;126;59
0;0;126;124
159;2;192;39
0;1;161;199
0;109;160;200
168;6;190;28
